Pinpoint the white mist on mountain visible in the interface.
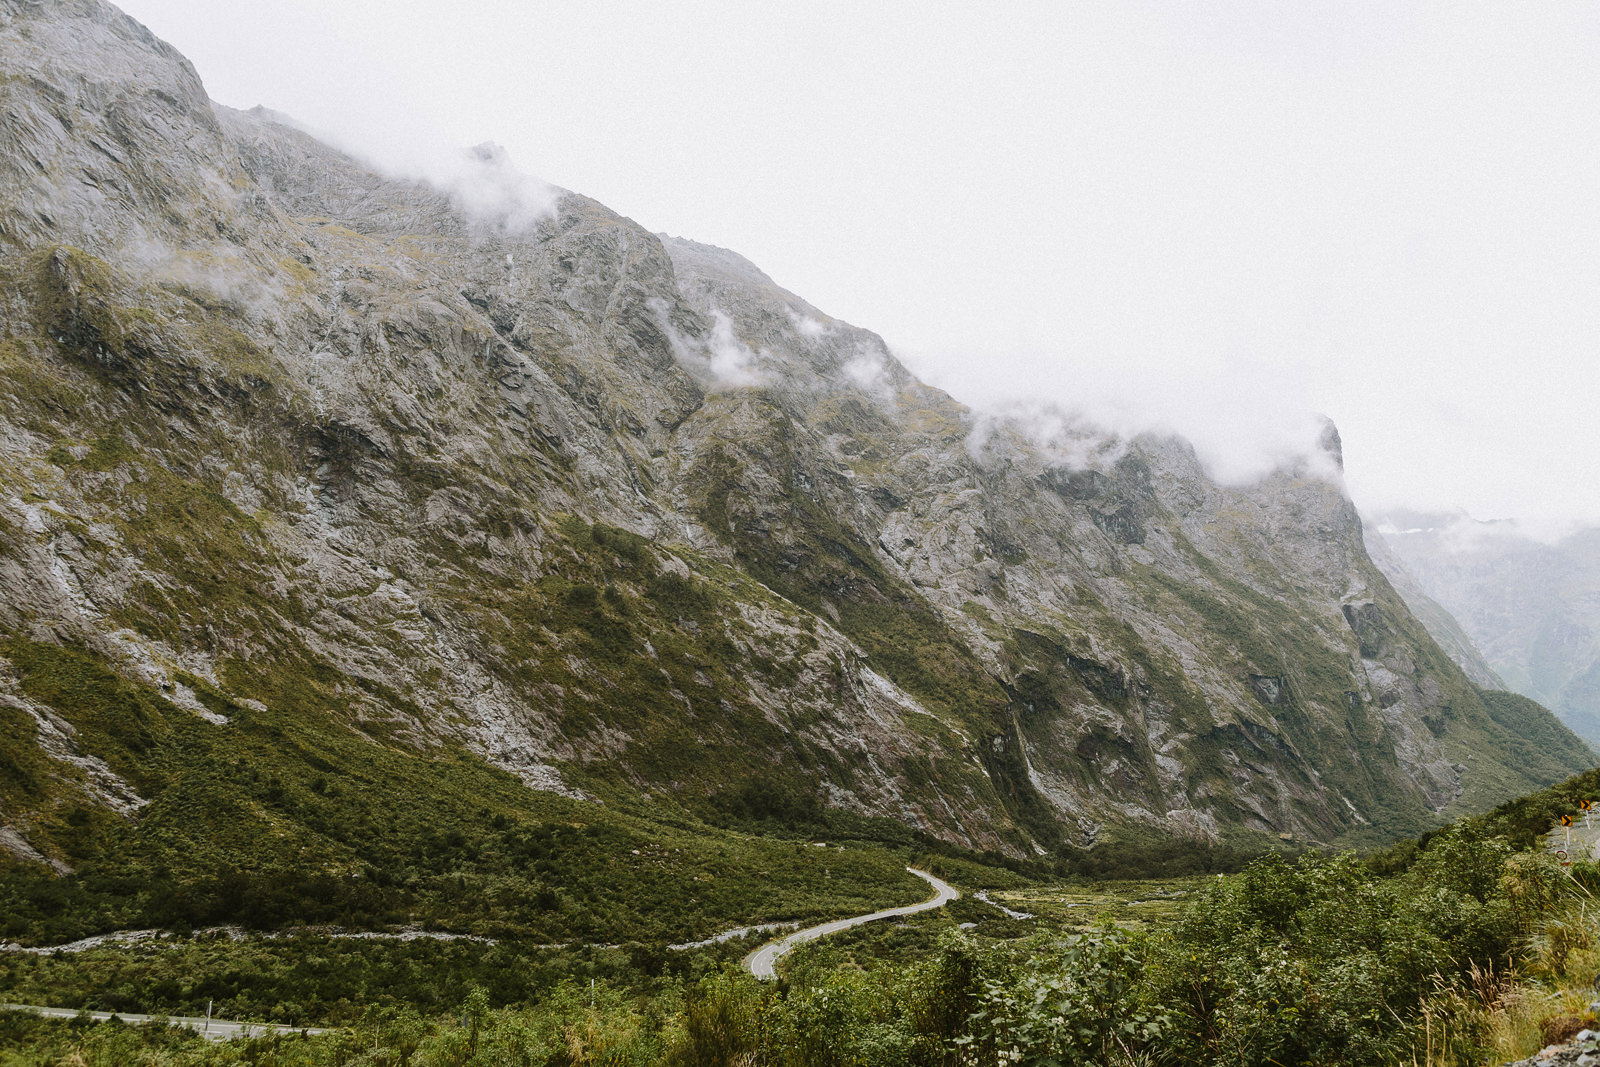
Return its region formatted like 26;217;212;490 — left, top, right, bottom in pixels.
788;310;831;340
648;302;769;391
111;0;1600;526
123;239;287;320
448;142;558;233
705;311;766;388
841;346;896;410
260;103;557;233
962;402;1126;477
913;345;1342;490
1374;510;1593;552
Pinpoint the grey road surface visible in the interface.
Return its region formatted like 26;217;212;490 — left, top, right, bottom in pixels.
2;1002;328;1042
742;867;959;980
1549;813;1600;863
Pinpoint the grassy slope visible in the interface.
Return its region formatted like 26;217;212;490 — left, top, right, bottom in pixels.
0;631;943;947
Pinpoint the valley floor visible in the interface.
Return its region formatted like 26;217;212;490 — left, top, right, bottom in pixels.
10;764;1600;1066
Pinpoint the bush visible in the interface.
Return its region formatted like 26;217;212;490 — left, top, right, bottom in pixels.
959;928;1165;1066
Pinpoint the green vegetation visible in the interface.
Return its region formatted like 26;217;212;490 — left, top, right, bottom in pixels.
11;765;1600;1067
1378;760;1600;864
0;631;936;948
0;934;732;1027
32;245;289;400
5;818;1597;1066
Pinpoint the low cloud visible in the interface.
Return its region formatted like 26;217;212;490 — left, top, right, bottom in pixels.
1374;510;1587;550
650;302;767;390
126;239;284;318
706;311;766;387
963;401;1127;474
788;308;831;339
902;343;1344;489
841;343;896;408
446;142;559;232
266;111;557;234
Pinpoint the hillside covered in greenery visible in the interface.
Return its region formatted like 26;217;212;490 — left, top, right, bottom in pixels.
8;776;1600;1066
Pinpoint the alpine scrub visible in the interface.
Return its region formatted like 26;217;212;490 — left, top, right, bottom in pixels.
6;823;1592;1067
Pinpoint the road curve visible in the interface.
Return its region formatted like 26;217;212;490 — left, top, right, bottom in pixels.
2;1003;327;1042
742;868;959;980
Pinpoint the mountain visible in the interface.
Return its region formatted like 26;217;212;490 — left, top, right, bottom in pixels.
0;0;1589;904
1370;510;1600;751
1360;522;1506;691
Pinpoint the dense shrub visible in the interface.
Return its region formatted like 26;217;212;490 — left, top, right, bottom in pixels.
1;825;1586;1066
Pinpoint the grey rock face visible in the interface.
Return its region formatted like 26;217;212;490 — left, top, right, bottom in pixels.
0;0;1589;865
1361;518;1506;690
1372;509;1600;751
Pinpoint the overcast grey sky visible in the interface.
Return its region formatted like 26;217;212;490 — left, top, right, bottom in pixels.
115;0;1600;530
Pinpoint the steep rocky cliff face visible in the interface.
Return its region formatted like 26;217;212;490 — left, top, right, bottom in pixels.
1361;522;1507;691
1372;511;1600;752
0;0;1589;882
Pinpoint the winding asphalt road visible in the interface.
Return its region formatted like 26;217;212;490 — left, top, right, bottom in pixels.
5;869;962;1025
1;1003;327;1042
742;867;959;980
